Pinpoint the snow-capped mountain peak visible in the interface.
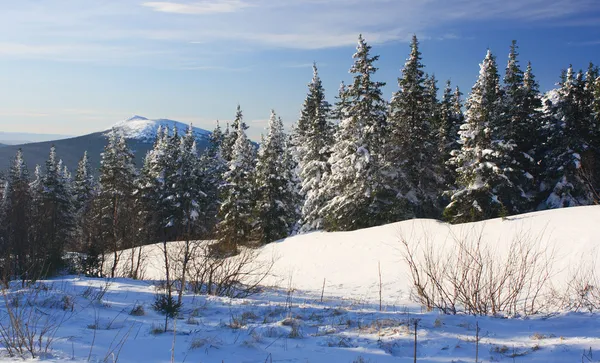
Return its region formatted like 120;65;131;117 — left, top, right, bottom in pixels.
108;115;211;142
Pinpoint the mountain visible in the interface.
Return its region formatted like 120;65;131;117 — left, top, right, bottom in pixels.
0;115;212;172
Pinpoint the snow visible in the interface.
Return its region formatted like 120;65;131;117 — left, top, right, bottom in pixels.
3;206;600;362
107;115;210;142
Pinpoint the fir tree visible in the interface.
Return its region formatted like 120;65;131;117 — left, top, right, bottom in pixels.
438;81;464;190
221;105;248;163
322;35;389;231
216;123;256;253
444;50;514;223
542;65;599;207
387;35;442;218
2;150;32;282
253;111;295;243
73;151;96;215
34;146;75;274
97;129;137;277
198;121;227;235
295;64;334;231
501;41;541;212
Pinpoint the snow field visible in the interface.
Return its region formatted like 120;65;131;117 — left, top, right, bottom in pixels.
2;206;600;362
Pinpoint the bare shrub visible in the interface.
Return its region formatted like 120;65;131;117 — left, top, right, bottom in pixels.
0;288;69;358
559;259;600;312
187;242;275;298
401;226;554;316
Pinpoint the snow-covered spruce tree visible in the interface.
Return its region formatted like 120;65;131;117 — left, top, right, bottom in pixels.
198;121;227;235
253;111;295;243
174;124;205;303
321;35;389;231
387;35;442;219
294;64;334;232
501;41;542;213
443;50;515;223
1;150;32;283
215;124;256;254
221;105;248;164
438;81;464;191
424;73;441;137
73;151;95;215
97;129;137;278
32;146;75;275
584;63;600;196
541;65;599;207
284;133;302;234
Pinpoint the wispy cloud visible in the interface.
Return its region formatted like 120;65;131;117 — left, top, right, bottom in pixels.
568;39;600;46
142;0;252;14
0;0;596;66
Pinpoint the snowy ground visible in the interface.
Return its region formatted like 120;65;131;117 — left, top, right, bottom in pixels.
2;206;600;362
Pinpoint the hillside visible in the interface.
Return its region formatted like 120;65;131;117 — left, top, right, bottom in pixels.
0;116;211;171
2;207;600;362
116;205;600;304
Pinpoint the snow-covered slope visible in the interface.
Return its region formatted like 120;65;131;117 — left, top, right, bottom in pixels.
4;206;600;363
116;205;600;305
108;115;211;142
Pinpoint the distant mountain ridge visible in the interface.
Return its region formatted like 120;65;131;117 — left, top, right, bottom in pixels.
0;115;212;172
108;115;210;142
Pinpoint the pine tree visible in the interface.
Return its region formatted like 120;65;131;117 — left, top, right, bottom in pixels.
216;124;256;253
322;35;389;231
97;129;137;277
295;64;334;232
444;50;513;223
253;110;295;243
387;35;442;218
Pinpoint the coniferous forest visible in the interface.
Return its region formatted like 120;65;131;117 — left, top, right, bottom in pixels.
1;35;599;281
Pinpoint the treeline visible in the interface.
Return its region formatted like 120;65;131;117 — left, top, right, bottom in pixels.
1;35;599;283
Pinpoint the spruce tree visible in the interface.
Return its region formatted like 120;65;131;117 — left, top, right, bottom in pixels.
438;81;464;191
253;111;294;243
216;124;256;253
73;151;96;216
444;50;513;223
221;105;247;163
2;150;33;282
97;129;137;277
295;64;334;232
198;121;227;235
387;35;442;218
34;146;75;274
501;41;541;212
321;35;388;231
542;65;599;207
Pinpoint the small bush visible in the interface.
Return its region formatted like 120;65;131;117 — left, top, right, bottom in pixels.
152;294;181;319
129;304;145;316
150;324;164;335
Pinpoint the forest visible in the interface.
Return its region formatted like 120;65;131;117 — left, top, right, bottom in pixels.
0;35;599;283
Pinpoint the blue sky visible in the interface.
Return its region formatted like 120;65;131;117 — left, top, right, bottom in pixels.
0;0;598;141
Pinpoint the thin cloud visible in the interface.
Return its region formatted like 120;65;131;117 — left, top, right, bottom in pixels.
142;0;252;14
0;0;596;66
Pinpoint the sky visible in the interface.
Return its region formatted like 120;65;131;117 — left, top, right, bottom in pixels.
0;0;599;141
